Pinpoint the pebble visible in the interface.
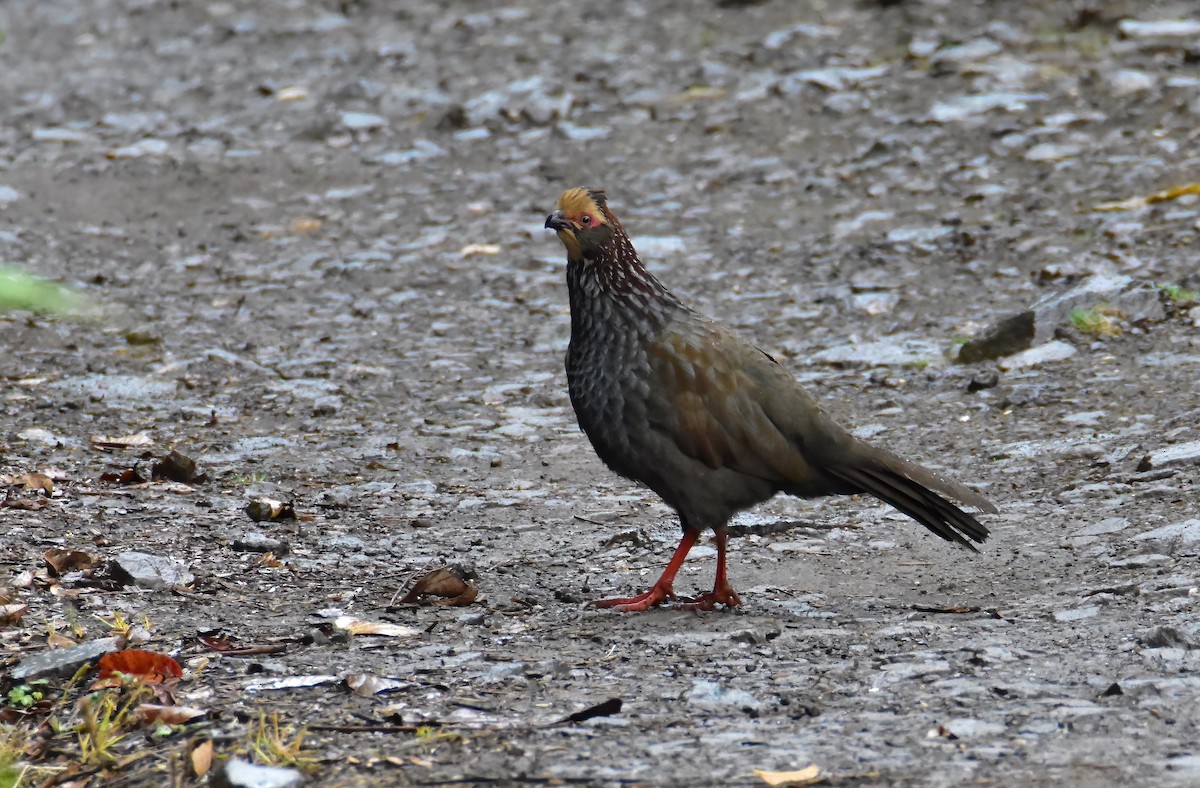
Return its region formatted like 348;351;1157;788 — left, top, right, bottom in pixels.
11;637;122;680
339;111;387;131
1130;519;1200;546
112;551;195;590
232;532;290;555
1053;606;1100;622
213;758;305;788
687;680;763;711
998;340;1076;370
1138;441;1200;471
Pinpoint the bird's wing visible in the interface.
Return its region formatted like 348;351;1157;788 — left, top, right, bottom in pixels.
644;321;832;488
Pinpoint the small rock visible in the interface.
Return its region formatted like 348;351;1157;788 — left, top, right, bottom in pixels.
730;621;782;645
958;311;1035;363
1138;441;1200;471
311;395;341;416
1062;410;1105;427
339;111;387;131
1025;143;1080;162
111;551;195;590
213;758;305;788
1118;19;1200;39
1130;519;1200;546
1141;625;1200;650
930;38;1003;66
108;139;169;158
1075;518;1130;537
11;636;123;680
1054;606;1100;622
481;662;527;682
1108;69;1157;97
687;679;762;711
1108;553;1171;569
998;340;1076;370
0;185;21;204
966;369;1000;392
942;718;1007;738
232;532;290;555
928;92;1046;124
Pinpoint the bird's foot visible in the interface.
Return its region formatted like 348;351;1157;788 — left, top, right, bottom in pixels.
592;581;677;612
677;583;742;611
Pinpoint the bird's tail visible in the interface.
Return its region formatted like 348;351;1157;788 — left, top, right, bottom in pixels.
824;453;994;551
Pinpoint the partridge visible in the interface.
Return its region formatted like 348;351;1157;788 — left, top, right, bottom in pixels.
545;187;995;611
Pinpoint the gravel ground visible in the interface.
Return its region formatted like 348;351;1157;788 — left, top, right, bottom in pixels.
2;0;1200;785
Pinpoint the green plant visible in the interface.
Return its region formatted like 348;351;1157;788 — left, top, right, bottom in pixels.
1069;305;1121;336
1159;283;1199;304
6;681;49;710
248;712;317;771
76;685;150;768
0;265;89;317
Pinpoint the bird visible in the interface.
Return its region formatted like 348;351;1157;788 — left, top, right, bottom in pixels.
544;187;996;612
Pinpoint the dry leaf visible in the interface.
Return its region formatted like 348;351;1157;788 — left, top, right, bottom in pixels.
11;472;54;495
44;548;97;576
191;740;214;777
753;765;823;786
1;495;48;511
460;243;501;257
152;450;208;484
0;604;29;625
100;467;147;485
333;616;420;638
97;649;184;684
344;673;406;697
136;704;207;725
48;632;77;648
1095;182;1200;212
399;567;478;607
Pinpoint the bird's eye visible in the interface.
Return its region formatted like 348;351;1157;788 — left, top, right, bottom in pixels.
580;214;592;226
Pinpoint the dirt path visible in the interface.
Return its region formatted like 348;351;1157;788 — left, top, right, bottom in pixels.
3;1;1199;785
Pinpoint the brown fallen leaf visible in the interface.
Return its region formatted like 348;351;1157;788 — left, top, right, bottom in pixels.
100;467;147;485
5;472;54;495
398;567;479;607
44;548;97;576
48;632;77;648
753;765;823;786
152;450;208;484
0;604;29;626
0;494;48;511
333;616;420;638
191;739;214;777
97;649;184;685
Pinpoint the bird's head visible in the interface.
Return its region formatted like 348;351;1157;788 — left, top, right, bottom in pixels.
545;187;617;261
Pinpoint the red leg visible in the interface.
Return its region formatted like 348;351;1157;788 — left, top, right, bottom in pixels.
682;530;742;610
593;530;699;612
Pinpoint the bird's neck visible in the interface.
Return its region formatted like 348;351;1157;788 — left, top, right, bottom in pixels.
567;239;683;307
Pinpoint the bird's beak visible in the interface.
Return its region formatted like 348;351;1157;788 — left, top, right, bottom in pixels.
545;211;571;233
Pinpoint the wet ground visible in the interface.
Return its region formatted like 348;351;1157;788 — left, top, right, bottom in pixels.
3;0;1200;785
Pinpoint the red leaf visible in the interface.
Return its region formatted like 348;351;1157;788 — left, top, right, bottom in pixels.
97;649;183;683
